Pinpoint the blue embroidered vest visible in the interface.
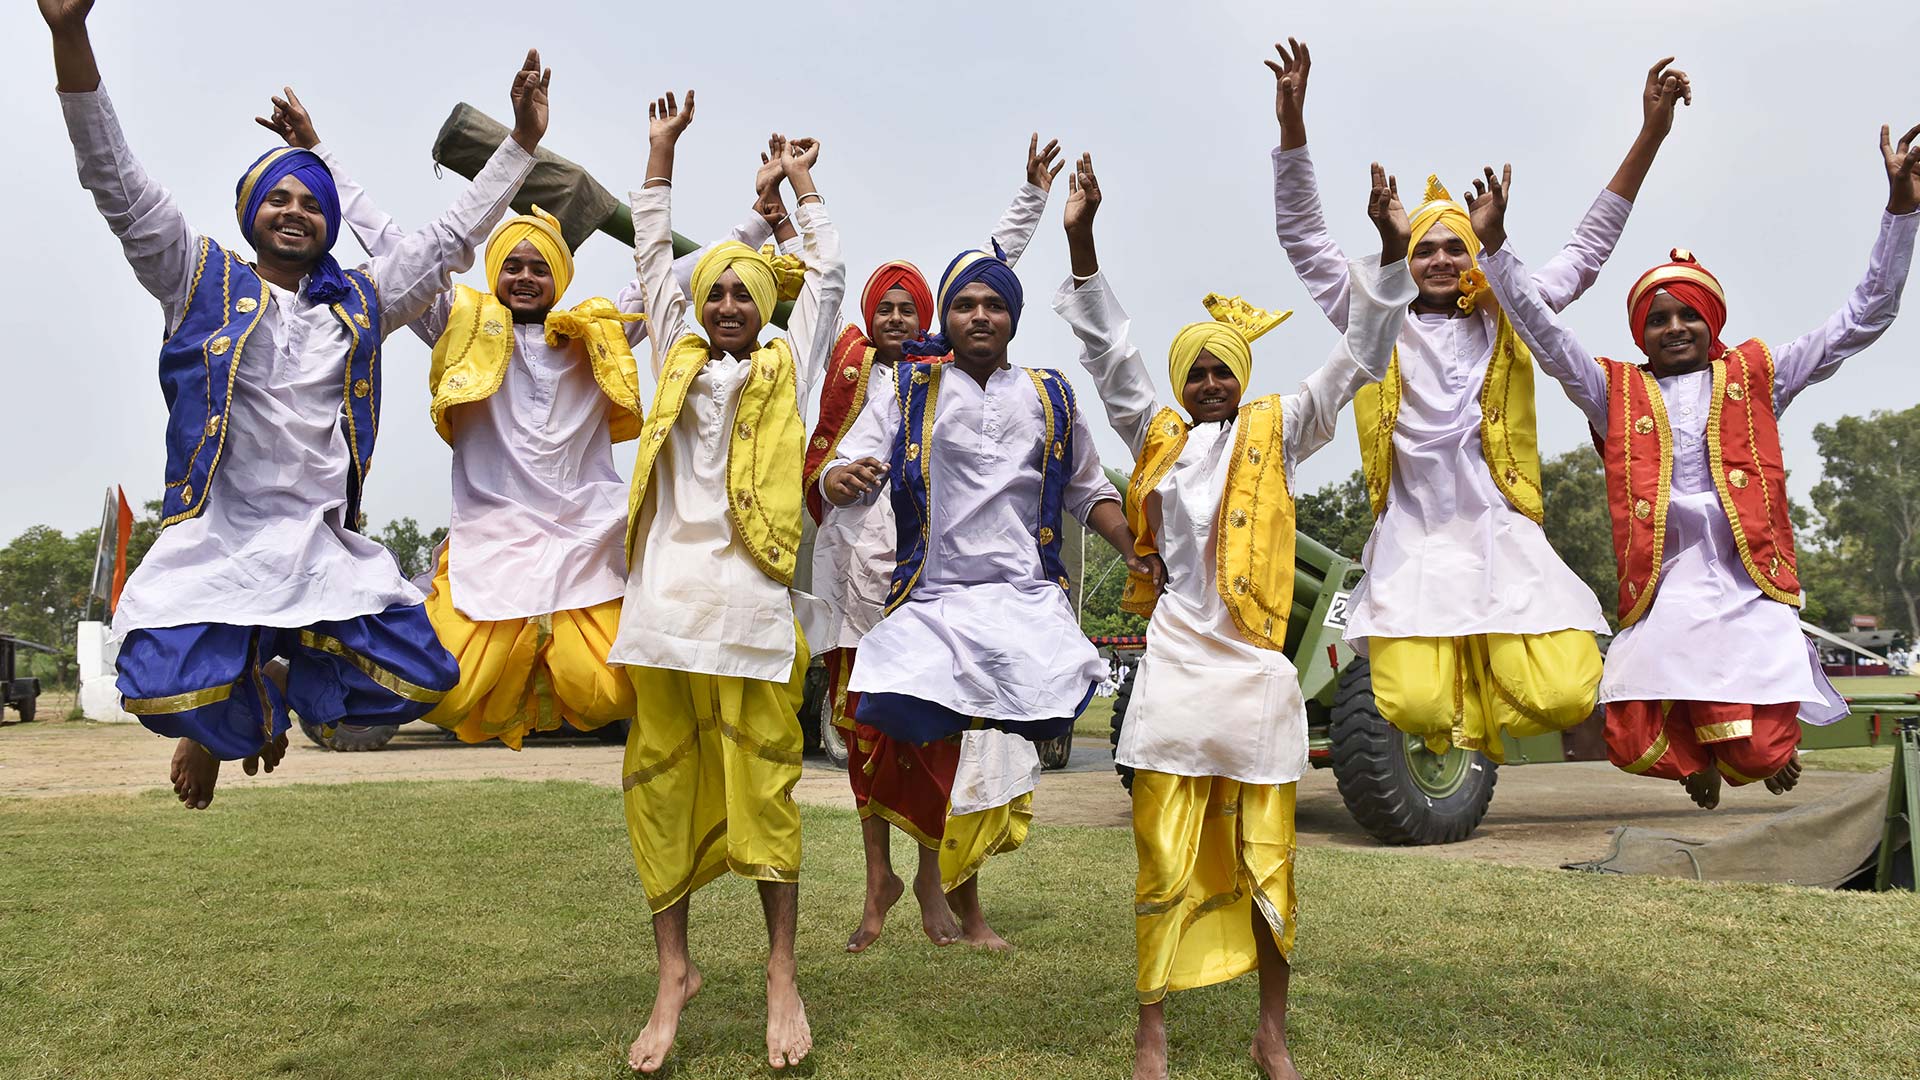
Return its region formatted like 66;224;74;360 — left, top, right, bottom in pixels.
883;362;1078;613
158;238;381;529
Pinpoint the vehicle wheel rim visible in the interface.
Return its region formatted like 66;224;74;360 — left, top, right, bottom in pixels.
1401;733;1471;798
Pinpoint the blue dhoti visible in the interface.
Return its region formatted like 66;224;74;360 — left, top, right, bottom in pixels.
116;604;458;760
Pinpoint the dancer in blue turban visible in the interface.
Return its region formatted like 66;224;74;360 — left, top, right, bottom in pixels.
41;2;552;811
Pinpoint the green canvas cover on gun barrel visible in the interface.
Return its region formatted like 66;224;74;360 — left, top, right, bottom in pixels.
431;103;618;251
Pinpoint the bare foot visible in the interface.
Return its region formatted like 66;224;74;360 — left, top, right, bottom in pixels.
1683;768;1723;810
958;914;1012;952
242;731;288;777
1764;752;1803;795
1250;1021;1302;1080
170;738;220;809
913;863;960;946
1133;1005;1168;1080
628;961;702;1073
765;969;812;1069
846;871;904;953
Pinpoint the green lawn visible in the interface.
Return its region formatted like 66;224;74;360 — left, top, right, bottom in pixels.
1074;694;1115;741
3;781;1918;1080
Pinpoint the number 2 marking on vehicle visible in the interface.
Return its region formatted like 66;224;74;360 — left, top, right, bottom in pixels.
1323;590;1352;630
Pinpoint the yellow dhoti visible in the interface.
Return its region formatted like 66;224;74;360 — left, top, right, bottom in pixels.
621;644;809;914
422;549;635;748
939;792;1033;893
1132;771;1296;1005
1367;629;1600;763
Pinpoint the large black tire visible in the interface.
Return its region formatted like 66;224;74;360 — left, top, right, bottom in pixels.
297;717;398;752
1110;663;1137;791
591;718;632;745
817;688;848;770
15;694;35;724
798;663;829;759
1328;658;1496;845
1037;729;1073;771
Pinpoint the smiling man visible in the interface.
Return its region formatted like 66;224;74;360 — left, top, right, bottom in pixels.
821;232;1151;949
805;135;1062;954
609;90;844;1074
257;95;782;751
40;0;542;809
1470;124;1920;808
1267;39;1691;768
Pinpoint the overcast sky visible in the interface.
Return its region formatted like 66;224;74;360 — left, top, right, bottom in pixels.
5;0;1918;542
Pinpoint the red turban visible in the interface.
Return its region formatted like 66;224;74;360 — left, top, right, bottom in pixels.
1627;248;1729;360
860;261;934;338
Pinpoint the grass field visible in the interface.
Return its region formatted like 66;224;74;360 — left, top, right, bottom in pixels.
3;781;1917;1079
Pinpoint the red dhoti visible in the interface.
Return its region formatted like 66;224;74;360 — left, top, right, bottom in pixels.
1605;699;1800;785
826;647;960;848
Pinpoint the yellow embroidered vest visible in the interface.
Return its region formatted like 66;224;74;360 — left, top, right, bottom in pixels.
1352;309;1543;522
1122;396;1295;651
624;333;805;585
427;284;645;446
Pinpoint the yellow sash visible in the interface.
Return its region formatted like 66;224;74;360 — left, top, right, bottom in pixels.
428;284;645;445
625;333;805;585
1123;396;1295;651
1352;309;1542;522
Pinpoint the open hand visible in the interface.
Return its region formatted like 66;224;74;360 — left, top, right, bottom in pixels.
1368;163;1408;264
649;89;694;147
1641;56;1692;139
254;87;318;149
1063;153;1101;235
509;48;551;152
1882;123;1920;215
756;133;788;196
785;137;821;174
1265;38;1310;143
1463;164;1512;254
37;0;93;32
824;458;889;505
1027;134;1065;191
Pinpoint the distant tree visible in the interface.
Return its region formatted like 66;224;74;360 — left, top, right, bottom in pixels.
0;526;93;685
1293;469;1373;559
1079;540;1147;638
1811;405;1920;634
374;517;448;581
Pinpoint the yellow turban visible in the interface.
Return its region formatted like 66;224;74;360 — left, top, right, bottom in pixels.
484;205;574;303
689;241;808;326
1406;175;1491;314
1167;294;1292;410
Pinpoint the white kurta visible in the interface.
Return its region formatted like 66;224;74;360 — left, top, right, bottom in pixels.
1054;258;1414;783
1483;208;1919;716
320;147;773;621
811;180;1053;651
1272;145;1615;647
606;187;846;681
828;359;1120;724
62;87;535;636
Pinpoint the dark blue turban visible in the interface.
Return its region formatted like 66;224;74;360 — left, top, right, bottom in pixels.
234;147;349;305
902;240;1024;357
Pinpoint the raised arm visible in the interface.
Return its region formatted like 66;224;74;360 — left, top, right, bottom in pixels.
1528;59;1692;311
1265;38;1353;330
366;50;545;333
1284;165;1415;471
45;2;197;324
779;138;846;406
991;134;1062;266
1771;124;1920;411
1469;166;1608;430
1052;153;1159;455
632;89;696;377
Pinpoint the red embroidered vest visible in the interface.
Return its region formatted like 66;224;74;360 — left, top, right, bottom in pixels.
803;324;950;524
1596;337;1801;627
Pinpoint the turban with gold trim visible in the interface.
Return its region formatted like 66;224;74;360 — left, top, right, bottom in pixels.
1628;248;1729;360
1167;294;1292;412
689;240;808;326
485;206;573;302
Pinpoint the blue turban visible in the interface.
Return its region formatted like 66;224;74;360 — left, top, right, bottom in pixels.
234;147;349;305
902;240;1024;357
